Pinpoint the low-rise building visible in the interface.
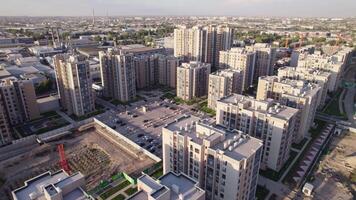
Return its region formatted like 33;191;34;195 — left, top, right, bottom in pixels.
128;172;205;200
12;170;92;200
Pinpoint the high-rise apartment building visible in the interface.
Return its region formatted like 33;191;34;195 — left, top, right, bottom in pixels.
256;76;321;142
134;54;180;89
99;49;136;102
215;94;298;171
278;66;332;108
162;115;263;200
219;48;255;91
0;78;40;125
0;95;11;145
296;47;353;92
54;54;95;117
246;43;276;81
158;55;180;88
134;55;158;89
174;25;233;68
176;62;211;100
207;69;243;110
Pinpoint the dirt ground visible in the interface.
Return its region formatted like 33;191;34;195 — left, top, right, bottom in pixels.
0;126;156;200
307;131;356;200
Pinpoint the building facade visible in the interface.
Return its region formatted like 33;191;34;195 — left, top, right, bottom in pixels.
162;115;263;200
176;62;211;100
54;54;95;117
0;78;40;125
207;69;243;110
174;25;233;68
219;48;255;91
215;94;298;171
99;49;136;102
256;76;321;142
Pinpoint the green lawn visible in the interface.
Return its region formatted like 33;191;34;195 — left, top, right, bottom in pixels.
322;90;347;118
151;168;163;179
196;101;216;116
100;180;131;199
110;95;145;106
259;150;298;181
124;187;138;196
70;108;105;121
111;194;125;200
256;185;269;200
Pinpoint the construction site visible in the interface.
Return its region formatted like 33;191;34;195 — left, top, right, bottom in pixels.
306;131;356;200
0;120;157;200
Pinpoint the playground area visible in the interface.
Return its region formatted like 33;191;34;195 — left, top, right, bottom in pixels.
0;124;156;199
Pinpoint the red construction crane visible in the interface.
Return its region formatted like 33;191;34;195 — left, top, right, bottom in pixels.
58;144;71;174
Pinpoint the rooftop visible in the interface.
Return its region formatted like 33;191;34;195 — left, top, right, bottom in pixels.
165;115;263;161
12;170;91;200
128;172;205;200
218;94;298;121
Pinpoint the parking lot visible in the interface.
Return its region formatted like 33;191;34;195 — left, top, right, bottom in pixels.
96;101;191;157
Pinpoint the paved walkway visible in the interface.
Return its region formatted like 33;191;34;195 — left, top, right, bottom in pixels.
56;110;76;124
107;184;134;200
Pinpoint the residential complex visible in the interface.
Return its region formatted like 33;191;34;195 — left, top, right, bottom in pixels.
99;48;136;102
256;76;321;142
219;48;255;91
278;66;332;108
176;62;211;100
128;172;205;200
54;54;95;117
174;25;233;68
215;94;298;171
0;78;40;125
296;47;353;91
162;115;263;200
207;69;243;110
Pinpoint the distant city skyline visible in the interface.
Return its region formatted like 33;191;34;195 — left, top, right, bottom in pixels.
0;0;355;17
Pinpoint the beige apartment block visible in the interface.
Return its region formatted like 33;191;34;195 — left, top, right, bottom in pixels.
256;76;321;143
176;61;211;100
54;54;95;117
216;94;298;171
246;43;277;81
158;55;180;88
174;25;233;68
278;66;332;108
99;48;136;102
207;69;243;110
0;78;40;125
162;115;263;200
219;48;255;91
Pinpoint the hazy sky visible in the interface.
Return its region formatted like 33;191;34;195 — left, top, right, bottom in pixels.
0;0;355;17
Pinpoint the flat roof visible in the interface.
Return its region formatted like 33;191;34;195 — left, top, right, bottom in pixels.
165;115;263;161
12;170;90;200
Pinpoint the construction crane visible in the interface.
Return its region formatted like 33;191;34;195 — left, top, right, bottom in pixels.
58;144;71;174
